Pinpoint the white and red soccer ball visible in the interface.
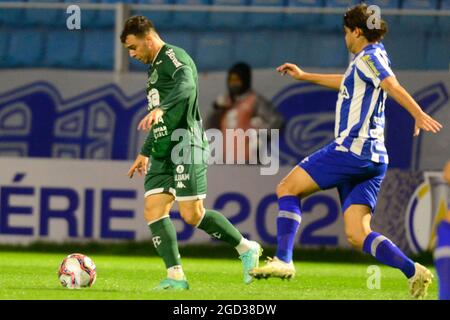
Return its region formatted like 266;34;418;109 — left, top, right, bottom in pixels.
58;253;97;289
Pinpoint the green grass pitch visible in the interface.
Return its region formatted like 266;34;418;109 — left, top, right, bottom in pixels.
0;251;438;300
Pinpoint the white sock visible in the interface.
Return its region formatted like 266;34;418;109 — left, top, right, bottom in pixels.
167;265;185;281
235;237;253;255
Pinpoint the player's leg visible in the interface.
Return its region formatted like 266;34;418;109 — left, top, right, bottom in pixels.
435;161;450;300
344;204;416;274
435;213;450;300
341;170;433;299
144;158;188;290
252;146;334;280
274;165;320;262
175;158;262;284
178;199;262;284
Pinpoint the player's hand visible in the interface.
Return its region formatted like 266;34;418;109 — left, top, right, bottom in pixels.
276;63;306;81
138;108;164;131
127;154;149;179
413;111;443;136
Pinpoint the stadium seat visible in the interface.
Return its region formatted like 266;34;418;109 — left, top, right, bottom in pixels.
424;33;450;70
284;0;324;29
0;30;8;67
275;30;347;68
382;31;426;70
24;0;65;28
438;0;450;32
247;0;285;29
322;0;358;31
163;30;196;55
195;32;233;71
94;0;136;28
271;30;316;66
397;0;439;33
234;31;273;68
45;30;82;68
307;30;348;67
173;0;210;30
209;0;248;30
0;0;26;27
80;30;114;69
133;0;174;30
7;30;45;67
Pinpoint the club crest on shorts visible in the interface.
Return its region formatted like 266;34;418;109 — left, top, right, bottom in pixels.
176;165;184;174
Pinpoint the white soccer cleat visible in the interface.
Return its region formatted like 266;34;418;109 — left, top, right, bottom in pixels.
249;256;296;280
408;262;434;299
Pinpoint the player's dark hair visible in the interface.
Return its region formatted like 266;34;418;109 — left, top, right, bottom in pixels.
343;3;388;42
120;15;156;43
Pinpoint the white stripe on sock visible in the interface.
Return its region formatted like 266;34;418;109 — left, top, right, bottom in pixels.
434;246;450;260
278;211;302;224
370;235;391;257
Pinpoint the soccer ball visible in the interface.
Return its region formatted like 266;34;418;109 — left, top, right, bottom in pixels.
58;253;97;289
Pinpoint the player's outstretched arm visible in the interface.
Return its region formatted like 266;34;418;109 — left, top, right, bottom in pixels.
380;76;443;136
276;63;343;90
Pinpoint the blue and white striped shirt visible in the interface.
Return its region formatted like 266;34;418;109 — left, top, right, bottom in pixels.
334;42;394;164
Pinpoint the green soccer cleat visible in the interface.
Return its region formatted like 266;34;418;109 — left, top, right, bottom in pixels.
239;241;263;285
153;278;189;291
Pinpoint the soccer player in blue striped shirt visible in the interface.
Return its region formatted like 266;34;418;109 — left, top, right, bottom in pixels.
250;3;443;299
435;161;450;300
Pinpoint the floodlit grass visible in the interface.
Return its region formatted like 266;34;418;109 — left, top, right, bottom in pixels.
0;251;438;300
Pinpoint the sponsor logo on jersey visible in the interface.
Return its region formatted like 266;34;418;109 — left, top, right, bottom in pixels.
361;55;380;77
165;48;183;68
176;165;184;173
149;69;158;85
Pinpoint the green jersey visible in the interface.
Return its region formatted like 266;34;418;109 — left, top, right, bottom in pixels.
140;43;208;161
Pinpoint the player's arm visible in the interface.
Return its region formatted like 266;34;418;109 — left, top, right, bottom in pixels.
380;76;443;136
276;63;343;90
138;66;195;131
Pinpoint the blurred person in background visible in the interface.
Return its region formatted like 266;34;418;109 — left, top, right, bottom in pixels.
208;62;283;164
435;160;450;300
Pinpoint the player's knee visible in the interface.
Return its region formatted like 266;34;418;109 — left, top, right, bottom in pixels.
276;181;294;197
144;205;164;223
345;228;366;249
179;207;203;226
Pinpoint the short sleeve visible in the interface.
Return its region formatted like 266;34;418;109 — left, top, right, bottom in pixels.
356;51;394;88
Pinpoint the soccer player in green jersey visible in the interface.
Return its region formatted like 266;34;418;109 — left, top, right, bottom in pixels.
121;16;262;290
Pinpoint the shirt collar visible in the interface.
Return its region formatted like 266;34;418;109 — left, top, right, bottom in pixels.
151;43;166;65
